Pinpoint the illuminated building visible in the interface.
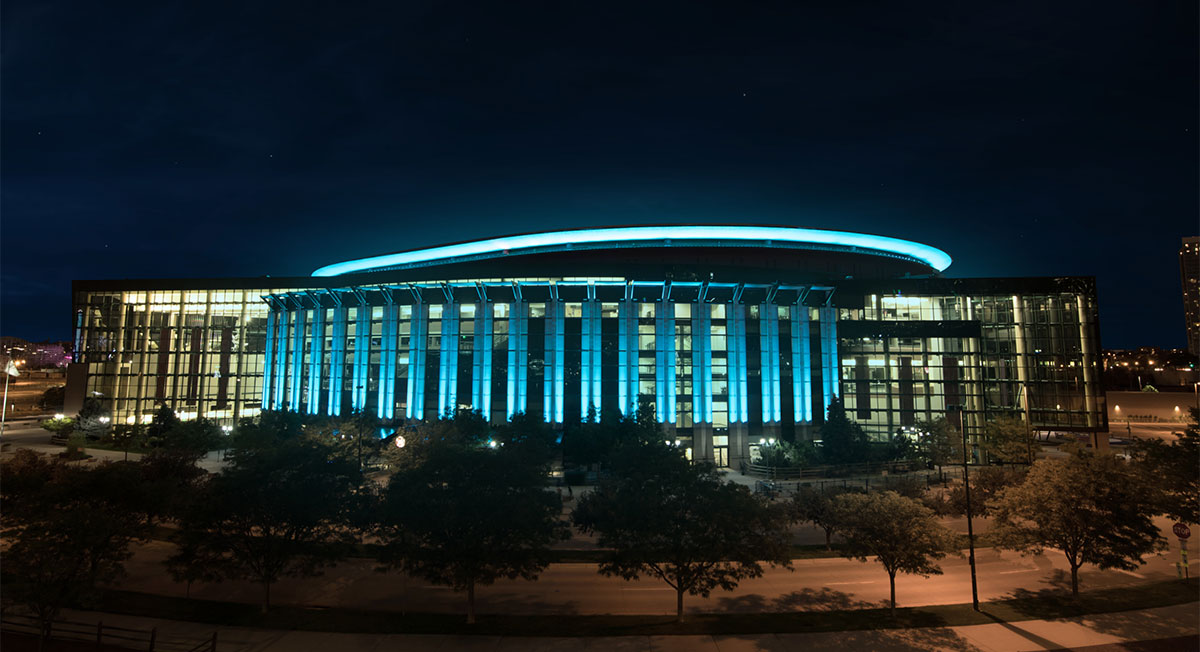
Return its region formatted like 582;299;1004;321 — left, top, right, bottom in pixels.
68;225;1106;466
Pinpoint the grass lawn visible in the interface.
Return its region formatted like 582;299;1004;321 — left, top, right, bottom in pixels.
80;579;1198;637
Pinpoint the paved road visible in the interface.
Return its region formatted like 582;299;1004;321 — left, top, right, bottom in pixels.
116;530;1196;617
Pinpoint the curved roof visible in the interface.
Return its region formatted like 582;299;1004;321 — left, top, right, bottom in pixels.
311;225;952;277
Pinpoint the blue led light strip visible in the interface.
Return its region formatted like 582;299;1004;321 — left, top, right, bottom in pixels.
406;303;427;419
377;303;398;420
307;305;325;415
472;301;493;418
289;310;305;412
542;301;564;423
692;303;712;424
618;299;638;417
312;225;952;277
438;301;459;418
791;304;812;423
759;304;781;423
351;303;370;412
506;302;528;419
328;306;347;416
724;304;744;425
580;298;602;420
819;306;840;415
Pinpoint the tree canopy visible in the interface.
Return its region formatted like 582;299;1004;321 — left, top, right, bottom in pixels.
1128;407;1199;525
832;491;957;615
1;451;157;641
819;398;870;465
167;422;365;611
573;442;793;620
982;415;1035;465
990;448;1164;596
376;440;567;623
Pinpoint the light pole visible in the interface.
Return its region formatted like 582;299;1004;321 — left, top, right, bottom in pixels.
952;405;979;610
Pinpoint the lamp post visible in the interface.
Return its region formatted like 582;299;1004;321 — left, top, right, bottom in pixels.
952;405;979;610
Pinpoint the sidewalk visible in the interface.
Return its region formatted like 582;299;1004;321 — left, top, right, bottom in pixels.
48;602;1198;651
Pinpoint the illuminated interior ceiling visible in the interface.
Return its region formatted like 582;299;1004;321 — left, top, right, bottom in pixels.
311;225;952;277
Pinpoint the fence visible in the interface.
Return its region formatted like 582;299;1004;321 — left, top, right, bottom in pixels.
745;459;928;479
751;466;968;497
1;613;217;652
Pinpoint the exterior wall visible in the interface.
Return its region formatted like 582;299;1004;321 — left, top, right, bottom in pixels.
70;286;291;425
71;275;1107;468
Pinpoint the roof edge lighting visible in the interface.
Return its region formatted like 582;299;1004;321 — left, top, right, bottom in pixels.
311;225;952;277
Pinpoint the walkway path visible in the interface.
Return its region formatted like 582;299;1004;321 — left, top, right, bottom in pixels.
48;602;1199;651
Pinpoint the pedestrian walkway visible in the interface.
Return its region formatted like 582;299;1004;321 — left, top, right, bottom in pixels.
47;602;1197;651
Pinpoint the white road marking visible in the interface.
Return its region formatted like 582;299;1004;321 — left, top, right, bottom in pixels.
998;569;1040;575
1117;569;1146;579
826;581;875;585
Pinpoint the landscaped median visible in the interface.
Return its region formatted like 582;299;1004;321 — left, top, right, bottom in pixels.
51;579;1198;637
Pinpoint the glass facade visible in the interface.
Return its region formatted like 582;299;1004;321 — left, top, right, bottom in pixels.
71;275;1105;468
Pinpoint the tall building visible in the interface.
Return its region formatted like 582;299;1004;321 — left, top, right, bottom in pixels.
1181;236;1200;356
68;225;1106;467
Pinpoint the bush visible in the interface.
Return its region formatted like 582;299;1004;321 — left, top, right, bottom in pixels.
63;431;88;460
36;386;66;411
41;417;75;436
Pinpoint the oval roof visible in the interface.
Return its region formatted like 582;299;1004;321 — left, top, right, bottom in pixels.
311;225;952;277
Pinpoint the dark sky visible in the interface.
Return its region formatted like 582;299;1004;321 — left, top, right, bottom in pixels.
2;2;1196;348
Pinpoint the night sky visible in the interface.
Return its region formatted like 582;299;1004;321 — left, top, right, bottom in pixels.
2;2;1196;348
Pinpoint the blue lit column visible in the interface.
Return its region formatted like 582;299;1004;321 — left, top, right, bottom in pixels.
543;300;564;424
617;299;638;417
580;296;602;420
306;297;325;415
289;307;305;412
272;307;288;410
654;301;676;424
472;300;493;419
328;302;347;416
691;302;712;425
351;301;370;412
406;302;427;420
262;309;276;411
791;304;813;423
377;298;398;420
728;303;748;424
759;303;781;423
438;300;459;417
506;302;528;419
819;306;840;415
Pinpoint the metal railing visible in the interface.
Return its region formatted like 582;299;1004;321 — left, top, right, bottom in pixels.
1;612;217;652
745;459;922;479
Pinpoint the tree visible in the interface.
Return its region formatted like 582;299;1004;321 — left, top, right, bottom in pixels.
791;484;853;550
159;417;223;457
563;406;658;469
913;418;961;473
36;385;66;411
819;398;870;466
982;415;1035;465
573;442;793;620
1129;407;1199;525
832;491;957;616
1;451;154;645
494;411;559;468
935;465;1027;518
167;432;364;612
377;441;567;623
145;404;182;447
990;448;1165;596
